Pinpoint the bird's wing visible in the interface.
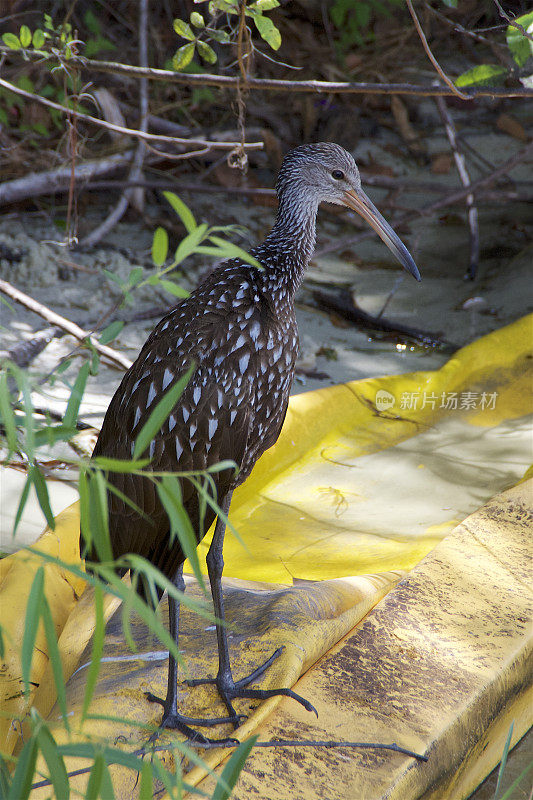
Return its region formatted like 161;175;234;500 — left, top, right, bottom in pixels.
90;301;255;575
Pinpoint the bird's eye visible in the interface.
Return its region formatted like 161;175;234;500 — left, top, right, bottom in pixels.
331;170;345;180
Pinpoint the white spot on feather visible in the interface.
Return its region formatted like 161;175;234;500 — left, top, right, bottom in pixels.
162;368;174;390
208;419;217;439
193;386;201;404
146;382;156;408
239;353;250;373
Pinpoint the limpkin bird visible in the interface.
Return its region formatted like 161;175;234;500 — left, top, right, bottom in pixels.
85;143;420;742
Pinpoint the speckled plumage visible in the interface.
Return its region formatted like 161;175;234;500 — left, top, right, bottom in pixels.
92;258;299;583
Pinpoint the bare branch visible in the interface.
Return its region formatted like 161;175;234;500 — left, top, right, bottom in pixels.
0;151;142;207
0;279;132;370
1;49;532;98
406;0;469;100
0;76;263;151
436;97;480;279
492;0;533;43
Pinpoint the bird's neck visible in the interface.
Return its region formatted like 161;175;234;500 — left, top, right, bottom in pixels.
254;189;318;297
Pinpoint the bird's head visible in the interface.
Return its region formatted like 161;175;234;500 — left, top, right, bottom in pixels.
277;142;421;281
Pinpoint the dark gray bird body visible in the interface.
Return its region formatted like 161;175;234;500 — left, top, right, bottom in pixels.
86;143;420;740
92;258;299;581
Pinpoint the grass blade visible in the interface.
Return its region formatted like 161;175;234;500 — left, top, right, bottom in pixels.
494;721;514;800
63;361;90;428
36;725;69;800
30;464;55;530
13;472;32;537
41;597;69;732
7;738;37;800
81;583;104;723
212;736;257;800
499;757;533;800
133;362;195;459
21;567;44;697
157;475;205;591
139;760;153;800
0;370;18;454
85;753;104;800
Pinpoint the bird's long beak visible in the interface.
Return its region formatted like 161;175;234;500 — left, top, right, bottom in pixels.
342;188;421;281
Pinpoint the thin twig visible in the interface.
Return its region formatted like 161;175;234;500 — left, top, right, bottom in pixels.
492;0;533;43
435;96;479;280
79;0;150;248
0;76;264;151
2;50;532;98
30;737;428;788
0;279;132;370
406;0;470;100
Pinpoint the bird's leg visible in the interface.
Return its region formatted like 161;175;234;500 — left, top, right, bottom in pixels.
186;492;317;725
145;563;241;742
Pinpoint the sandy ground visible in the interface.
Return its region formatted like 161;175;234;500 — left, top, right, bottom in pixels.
0;124;532;550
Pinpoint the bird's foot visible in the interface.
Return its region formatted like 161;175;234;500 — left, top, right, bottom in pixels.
184;646;318;724
145;692;243;745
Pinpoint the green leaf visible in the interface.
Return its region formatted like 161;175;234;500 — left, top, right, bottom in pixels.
32;29;45;49
163;191;197;233
41;595;70;730
506;11;533;67
63;360;90;426
191;11;205;27
30;464;55;530
21;567;44;697
152;226;169;266
174;18;196;40
128;266;144;287
174;223;208;263
37;725;69;800
455;64;507;88
19;25;32;47
157;475;206;590
251;0;280;9
212;736;257;800
208;235;264;269
84;9;101;35
7;738;37;800
98;321;124;345
0;371;18;454
207;27;231;43
82;583;104;722
133;363;195;459
173;42;196;70
253;14;281;50
158;279;190;298
2;33;21;49
196;40;217;64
